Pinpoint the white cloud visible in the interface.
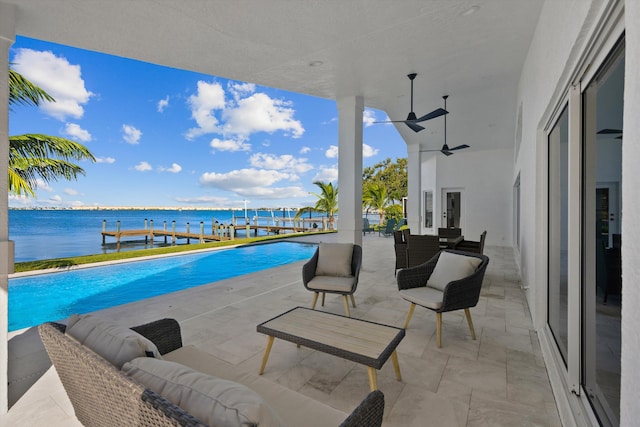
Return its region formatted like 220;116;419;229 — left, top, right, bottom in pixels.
96;156;116;164
64;123;92;142
198;168;308;199
35;178;53;192
12;48;93;120
326;143;378;158
64;188;79;195
210;137;251;152
185;80;304;140
200;168;293;190
363;143;379;158
228;82;256;100
249;153;312;174
326;145;339;158
122;124;142;144
175;195;230;205
157;96;170;112
363;109;377;127
185;81;226;139
48;195;63;203
223;93;304;138
300;146;311;154
159;163;182;173
134;161;152;172
313;166;338;183
8;194;31;206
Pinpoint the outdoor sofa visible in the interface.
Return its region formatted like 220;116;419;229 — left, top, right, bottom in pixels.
38;315;384;427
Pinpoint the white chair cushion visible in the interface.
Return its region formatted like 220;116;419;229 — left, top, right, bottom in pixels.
122;357;283;427
306;275;356;292
427;251;482;291
399;287;444;310
66;314;162;369
315;242;353;277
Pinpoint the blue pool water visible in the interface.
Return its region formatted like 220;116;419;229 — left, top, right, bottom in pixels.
9;241;317;331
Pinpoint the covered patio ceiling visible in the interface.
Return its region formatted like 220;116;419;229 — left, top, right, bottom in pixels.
5;0;543;153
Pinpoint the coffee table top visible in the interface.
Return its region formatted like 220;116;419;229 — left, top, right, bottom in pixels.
257;307;405;369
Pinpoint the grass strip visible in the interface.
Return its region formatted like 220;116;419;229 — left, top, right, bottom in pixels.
14;231;334;273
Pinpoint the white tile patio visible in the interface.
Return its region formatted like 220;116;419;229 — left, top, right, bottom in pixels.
2;233;561;426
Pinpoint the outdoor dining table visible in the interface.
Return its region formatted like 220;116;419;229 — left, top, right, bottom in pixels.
440;235;464;249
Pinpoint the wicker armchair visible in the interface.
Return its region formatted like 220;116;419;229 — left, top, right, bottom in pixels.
39;318;384;427
393;229;410;273
303;243;362;316
456;230;487;254
406;234;441;268
397;250;489;348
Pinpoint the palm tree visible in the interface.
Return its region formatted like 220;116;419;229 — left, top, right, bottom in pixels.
363;182;390;225
295;181;338;227
9;68;95;197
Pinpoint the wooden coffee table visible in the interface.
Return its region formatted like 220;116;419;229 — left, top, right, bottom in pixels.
257;307;405;391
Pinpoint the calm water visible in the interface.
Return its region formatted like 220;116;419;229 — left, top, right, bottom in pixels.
9;241;317;331
9;209;320;262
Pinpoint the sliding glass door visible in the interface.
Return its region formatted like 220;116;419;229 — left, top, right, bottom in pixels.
582;38;624;427
548;105;569;364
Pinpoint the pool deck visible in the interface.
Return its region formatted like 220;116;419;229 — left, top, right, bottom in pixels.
3;233;561;426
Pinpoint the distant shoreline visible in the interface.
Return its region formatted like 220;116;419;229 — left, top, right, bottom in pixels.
9;206;302;211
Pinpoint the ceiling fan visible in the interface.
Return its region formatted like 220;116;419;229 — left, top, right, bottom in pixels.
597;128;622;139
374;73;448;132
420;95;470;156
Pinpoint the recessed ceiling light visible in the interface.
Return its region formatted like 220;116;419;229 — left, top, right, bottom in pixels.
309;60;323;67
460;5;480;16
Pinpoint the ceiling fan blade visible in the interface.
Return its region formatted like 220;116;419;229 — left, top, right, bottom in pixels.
372;119;425;132
597;128;623;134
414;108;449;123
449;144;470;151
405;121;425;132
441;150;453;156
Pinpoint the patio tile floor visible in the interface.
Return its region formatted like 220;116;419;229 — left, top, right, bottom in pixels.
2;233;561;426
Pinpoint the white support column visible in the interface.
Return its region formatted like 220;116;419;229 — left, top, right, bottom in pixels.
337;96;363;246
0;2;16;414
406;144;422;233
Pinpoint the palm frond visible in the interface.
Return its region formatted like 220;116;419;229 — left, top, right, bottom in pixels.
9;68;55;108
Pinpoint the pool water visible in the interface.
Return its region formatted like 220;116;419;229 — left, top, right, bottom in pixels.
9;241;317;331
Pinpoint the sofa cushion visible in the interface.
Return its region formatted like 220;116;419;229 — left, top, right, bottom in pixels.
122;357;283;427
66;314;162;369
163;345;349;427
315;243;353;277
427;252;482;291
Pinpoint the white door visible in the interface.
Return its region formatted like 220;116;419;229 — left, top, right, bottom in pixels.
596;182;620;248
441;188;465;230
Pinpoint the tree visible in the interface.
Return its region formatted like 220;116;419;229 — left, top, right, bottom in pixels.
362;157;407;204
9;68;95;197
295;181;338;227
363;182;390;224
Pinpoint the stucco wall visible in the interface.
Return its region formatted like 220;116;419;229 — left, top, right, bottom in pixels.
515;0;594;311
426;148;513;247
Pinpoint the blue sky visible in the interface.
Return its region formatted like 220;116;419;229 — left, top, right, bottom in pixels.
9;36;407;209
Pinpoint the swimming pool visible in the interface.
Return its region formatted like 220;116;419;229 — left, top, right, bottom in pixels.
9;241;317;331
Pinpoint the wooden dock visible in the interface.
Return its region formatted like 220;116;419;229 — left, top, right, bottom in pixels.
101;217;331;249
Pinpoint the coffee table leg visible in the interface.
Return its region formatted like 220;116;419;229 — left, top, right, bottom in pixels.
391;350;402;381
367;367;378;391
259;336;275;375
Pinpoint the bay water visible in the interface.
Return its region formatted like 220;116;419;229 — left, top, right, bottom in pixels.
9;208;315;262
